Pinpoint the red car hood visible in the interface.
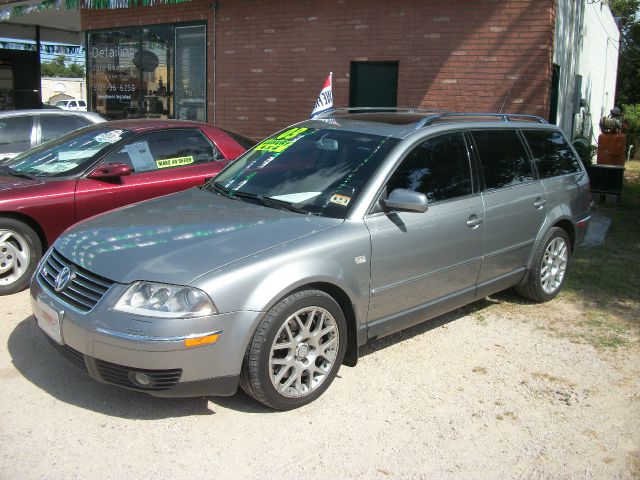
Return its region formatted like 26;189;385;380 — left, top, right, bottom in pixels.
0;175;46;191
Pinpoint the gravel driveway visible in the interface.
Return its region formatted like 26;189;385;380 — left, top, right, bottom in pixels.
1;289;638;479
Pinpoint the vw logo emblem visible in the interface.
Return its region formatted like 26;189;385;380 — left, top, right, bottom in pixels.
54;266;73;292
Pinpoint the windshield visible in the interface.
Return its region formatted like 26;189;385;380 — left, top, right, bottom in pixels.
212;126;398;218
5;127;135;178
55;101;69;107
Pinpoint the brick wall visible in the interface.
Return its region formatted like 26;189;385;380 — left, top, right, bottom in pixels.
82;0;556;139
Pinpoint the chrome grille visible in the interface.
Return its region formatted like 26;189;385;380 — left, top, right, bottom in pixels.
38;249;114;313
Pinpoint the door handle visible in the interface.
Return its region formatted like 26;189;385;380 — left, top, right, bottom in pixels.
533;197;546;209
466;215;484;228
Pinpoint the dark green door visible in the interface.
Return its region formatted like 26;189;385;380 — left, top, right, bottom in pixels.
349;62;398;108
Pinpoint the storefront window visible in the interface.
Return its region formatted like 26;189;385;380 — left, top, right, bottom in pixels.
88;29;139;119
175;25;206;122
141;26;173;119
87;23;205;121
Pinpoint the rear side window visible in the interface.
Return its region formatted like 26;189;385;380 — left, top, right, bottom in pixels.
0;116;33;154
40;115;92;143
523;130;581;178
387;132;472;203
471;130;533;190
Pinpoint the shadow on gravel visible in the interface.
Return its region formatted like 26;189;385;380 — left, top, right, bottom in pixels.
359;297;499;357
9;293;526;417
8;315;271;417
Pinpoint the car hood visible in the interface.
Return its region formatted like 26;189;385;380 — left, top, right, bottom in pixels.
55;188;343;285
0;175;45;191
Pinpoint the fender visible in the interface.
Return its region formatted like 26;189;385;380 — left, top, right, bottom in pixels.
191;222;372;358
525;203;575;271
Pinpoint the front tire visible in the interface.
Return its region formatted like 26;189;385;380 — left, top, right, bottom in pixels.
516;227;571;303
0;218;42;295
240;290;347;410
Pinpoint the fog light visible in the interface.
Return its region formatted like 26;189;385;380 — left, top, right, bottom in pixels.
129;372;153;387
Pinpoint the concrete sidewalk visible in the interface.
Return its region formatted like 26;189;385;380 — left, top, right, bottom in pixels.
582;213;612;247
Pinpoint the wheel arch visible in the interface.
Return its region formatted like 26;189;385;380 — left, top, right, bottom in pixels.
0;211;47;251
552;218;575;252
259;281;360;368
291;282;359;367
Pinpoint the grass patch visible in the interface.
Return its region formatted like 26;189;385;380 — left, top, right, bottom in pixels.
566;161;640;306
488;162;639;350
561;160;640;345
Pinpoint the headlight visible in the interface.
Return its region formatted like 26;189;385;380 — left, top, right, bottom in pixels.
114;282;216;318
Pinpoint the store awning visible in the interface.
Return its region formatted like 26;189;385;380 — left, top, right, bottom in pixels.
1;0;193;45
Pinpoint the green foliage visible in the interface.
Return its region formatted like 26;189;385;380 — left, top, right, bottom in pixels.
572;138;596;167
623;104;640;158
610;1;640;105
41;55;85;78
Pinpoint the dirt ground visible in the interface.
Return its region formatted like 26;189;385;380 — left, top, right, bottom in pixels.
1;286;638;479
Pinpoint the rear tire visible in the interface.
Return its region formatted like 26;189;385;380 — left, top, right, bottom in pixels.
0;218;42;295
516;227;571;303
240;290;347;410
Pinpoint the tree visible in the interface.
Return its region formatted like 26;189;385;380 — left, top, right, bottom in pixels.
610;0;640;105
41;55;85;78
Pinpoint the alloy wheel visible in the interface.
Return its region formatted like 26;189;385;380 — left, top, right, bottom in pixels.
268;306;340;398
540;237;568;295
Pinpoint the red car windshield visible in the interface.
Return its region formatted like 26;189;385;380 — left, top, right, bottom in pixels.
5;127;135;178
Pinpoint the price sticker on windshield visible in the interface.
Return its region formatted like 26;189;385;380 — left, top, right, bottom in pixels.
255;127;311;153
329;194;351;206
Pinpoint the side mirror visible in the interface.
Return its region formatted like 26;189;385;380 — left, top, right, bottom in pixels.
384;188;428;213
88;163;133;179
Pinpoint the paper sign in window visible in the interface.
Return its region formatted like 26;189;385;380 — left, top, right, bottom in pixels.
124;141;156;172
156;156;194;169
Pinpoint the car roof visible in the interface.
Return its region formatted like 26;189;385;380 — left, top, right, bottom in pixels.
0;109;105;122
65;119;238;143
303;109;559;139
80;118;222;133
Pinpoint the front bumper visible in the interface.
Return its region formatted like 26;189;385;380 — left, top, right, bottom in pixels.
30;275;263;398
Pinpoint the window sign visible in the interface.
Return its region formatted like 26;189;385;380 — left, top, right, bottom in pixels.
87;23;206;121
124;141;156;172
88;30;139;119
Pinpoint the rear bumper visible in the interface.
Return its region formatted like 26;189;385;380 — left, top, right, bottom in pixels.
575;214;591;247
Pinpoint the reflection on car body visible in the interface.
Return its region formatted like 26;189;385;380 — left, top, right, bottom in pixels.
0;119;253;294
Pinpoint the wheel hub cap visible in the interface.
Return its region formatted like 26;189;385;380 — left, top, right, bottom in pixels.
295;343;309;360
0;244;18;274
0;230;30;285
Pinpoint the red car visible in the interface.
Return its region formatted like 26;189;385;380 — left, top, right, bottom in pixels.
0;119;254;294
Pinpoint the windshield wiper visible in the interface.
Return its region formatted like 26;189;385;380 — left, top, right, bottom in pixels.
205;182;310;214
232;191;310;214
203;181;238;200
0;166;34;180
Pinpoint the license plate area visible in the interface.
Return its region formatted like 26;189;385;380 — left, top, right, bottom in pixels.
34;296;63;344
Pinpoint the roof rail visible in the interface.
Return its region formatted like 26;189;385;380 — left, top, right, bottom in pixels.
414;112;548;128
314;108;548;127
314;107;444;118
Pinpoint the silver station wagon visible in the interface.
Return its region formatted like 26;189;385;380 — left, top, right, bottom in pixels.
31;110;591;409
